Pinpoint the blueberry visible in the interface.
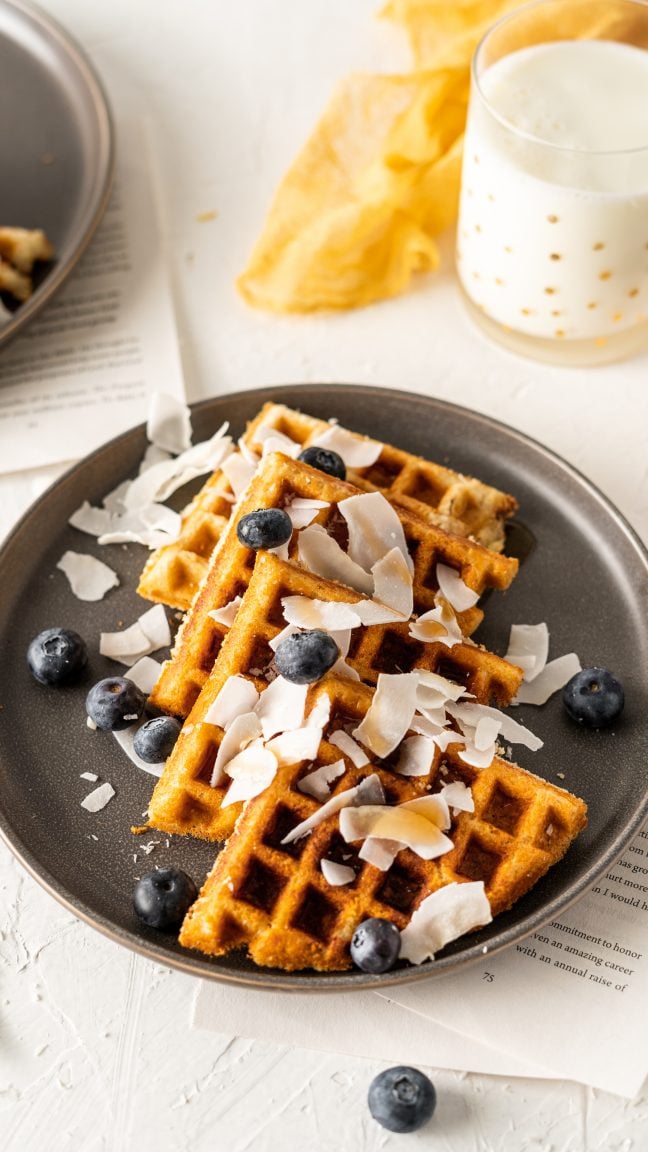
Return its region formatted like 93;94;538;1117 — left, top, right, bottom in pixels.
274;629;339;684
133;868;198;931
133;716;182;763
563;667;624;728
298;446;346;481
85;677;146;731
27;627;87;686
236;508;292;550
368;1066;436;1133
350;917;401;974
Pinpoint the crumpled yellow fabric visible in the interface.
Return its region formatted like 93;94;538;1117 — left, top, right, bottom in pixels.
237;0;521;312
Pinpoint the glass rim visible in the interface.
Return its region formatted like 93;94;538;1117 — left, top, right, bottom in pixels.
472;0;648;157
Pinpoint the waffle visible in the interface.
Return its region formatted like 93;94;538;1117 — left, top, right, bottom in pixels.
178;675;587;971
149;451;519;718
137;402;518;610
146;551;524;843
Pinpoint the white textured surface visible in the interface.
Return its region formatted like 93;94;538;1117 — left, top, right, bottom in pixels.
1;0;648;1147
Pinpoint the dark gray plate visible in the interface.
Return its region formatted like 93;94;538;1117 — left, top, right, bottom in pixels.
1;384;647;991
0;0;113;349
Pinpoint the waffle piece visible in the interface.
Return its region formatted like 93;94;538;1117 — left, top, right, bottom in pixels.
137;402;518;610
146;551;524;843
149;451;518;718
178;676;587;971
0;227;54;273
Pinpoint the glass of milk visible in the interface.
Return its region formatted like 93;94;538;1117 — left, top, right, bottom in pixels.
456;0;648;365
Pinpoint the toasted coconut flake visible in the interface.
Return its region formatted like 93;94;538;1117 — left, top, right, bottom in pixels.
339;492;411;574
321;859;355;886
436;563;480;612
329;729;369;768
298;524;373;596
281;596;360;633
310;424;382;467
124;656;162;695
57;552;119;602
147;392;192;454
298;759;346;801
207;597;243;629
447;701;543;751
100;604;171;664
441;781;474;813
211;711;262;787
514;653;582;706
401;794;451;830
285;497;329;530
371;548;413;617
282;773;384;844
505;623;549;683
221;452;258;501
358;838;401;870
340;805;453;860
409;599;464;648
266;726;323;766
399;881;492;963
352;672;419;758
395;735;436;777
81;782;116;812
221;741;277;806
203;676;260;729
114;726;165;778
255;676;308;741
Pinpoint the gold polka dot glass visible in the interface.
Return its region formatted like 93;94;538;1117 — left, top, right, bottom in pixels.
456;0;648;365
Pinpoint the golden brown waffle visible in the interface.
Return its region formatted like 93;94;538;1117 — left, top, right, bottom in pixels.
146;551;524;843
137;402;518;610
149;451;518;718
178;675;587;971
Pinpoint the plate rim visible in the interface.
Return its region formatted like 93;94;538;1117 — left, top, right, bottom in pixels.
0;0;115;351
1;381;648;992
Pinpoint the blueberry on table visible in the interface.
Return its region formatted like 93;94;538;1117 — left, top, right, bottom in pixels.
133;868;198;931
368;1066;436;1134
27;627;87;686
236;508;292;550
85;677;146;731
298;446;346;481
274;629;339;684
350;917;401;974
133;716;182;763
563;667;624;728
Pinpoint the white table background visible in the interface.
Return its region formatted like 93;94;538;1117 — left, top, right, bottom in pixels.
2;1;648;1148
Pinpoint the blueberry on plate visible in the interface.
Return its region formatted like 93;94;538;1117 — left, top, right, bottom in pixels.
274;629;339;684
133;868;198;931
350;917;401;974
368;1066;436;1133
85;677;146;731
27;627;87;686
298;446;346;481
563;667;624;728
236;508;292;551
133;716;182;763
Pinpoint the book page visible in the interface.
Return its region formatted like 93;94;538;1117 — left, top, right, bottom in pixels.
0;118;185;473
379;823;648;1097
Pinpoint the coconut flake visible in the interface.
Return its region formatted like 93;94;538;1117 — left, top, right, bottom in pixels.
211;711;262;787
102;479;131;514
351;598;408;627
329;730;369;768
352;672;419;758
147;393;192;454
114;726;165;777
436;564;480;612
139;444;172;473
474;716;502;751
310;424;382;468
203;676;260;729
415;670;468;712
221;742;277;806
371;548;413;618
395;735;436;777
281;596;360;633
100;604;171;665
266;726;323;766
281;773;384;844
505;623;550;683
358;838;402;870
80;782;116;812
513;653;582;706
340;805;453;860
69;501;114;537
401;793;451;830
255;423;302;458
321;859;355;886
255;676;308;741
57;552;119;601
298;759;346;801
80;772;98;782
440;781;474;813
123;424;232;509
285;498;329;531
124;656;162;695
409;600;464;648
269;623;300;652
339;492;411;574
447;701;543;752
220;452;258;501
298;524;373;596
307;693;331;730
207;597;243;629
399;881;492;964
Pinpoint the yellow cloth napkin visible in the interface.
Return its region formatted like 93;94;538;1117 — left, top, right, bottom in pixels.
237;0;520;312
